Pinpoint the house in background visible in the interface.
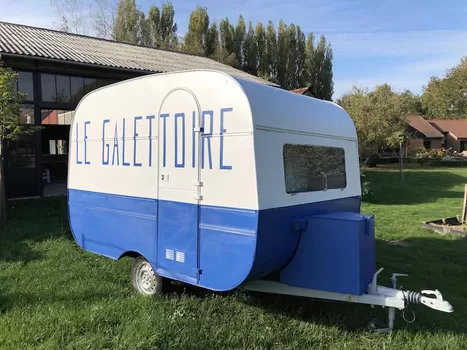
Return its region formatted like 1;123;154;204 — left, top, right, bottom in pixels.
406;115;445;153
290;86;316;98
429;120;467;153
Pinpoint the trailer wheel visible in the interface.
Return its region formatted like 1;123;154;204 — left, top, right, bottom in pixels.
130;256;163;296
365;318;385;332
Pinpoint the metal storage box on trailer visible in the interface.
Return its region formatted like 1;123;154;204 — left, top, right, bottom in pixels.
68;70;453;332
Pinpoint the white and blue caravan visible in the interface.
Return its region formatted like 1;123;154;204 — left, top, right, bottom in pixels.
68;70;452;331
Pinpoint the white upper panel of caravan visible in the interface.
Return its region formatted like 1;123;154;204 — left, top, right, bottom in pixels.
69;70;258;209
235;76;361;209
69;69;360;211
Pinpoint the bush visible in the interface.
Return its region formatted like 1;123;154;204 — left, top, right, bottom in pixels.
412;147;446;159
360;169;371;199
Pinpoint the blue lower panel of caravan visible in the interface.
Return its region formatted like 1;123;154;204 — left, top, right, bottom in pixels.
68;189;259;291
279;211;375;295
68;189;369;293
157;200;198;280
248;196;362;281
198;206;258;290
68;189;158;262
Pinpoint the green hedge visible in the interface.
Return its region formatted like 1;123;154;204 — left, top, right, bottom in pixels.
363;157;467;167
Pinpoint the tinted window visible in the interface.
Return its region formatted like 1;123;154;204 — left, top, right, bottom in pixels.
56;75;71;103
19;104;34;124
283;144;346;194
41;109;74;125
83;78;97;94
7;137;36;169
17;71;34;101
41;74;56;102
71;77;84;104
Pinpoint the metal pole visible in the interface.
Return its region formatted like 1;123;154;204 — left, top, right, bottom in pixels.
399;142;404;181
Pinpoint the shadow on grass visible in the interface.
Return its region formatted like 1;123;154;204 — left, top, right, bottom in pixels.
0;197;71;263
159;234;467;335
0;281;124;314
238;235;467;335
363;168;467;205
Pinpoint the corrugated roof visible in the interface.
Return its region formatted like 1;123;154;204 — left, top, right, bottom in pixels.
407;115;444;138
0;21;277;87
429;119;467;139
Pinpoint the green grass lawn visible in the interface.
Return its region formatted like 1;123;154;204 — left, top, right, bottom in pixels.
1;167;467;349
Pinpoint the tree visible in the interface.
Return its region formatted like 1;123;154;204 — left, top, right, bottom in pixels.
234;16;246;68
206;22;220;59
265;21;278;83
304;33;315;90
147;5;161;46
50;0;88;34
339;84;418;159
285;23;297;89
296;26;306;87
0;61;41;223
243;21;257;75
50;0;119;39
183;6;209;55
113;0;138;44
159;2;178;49
277;20;288;88
255;22;267;78
145;2;178;49
136;11;150;46
303;34;334;100
219;18;237;66
421;56;467;119
92;0;120;39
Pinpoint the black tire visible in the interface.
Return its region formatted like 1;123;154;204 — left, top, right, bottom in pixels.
130;256;163;296
365;318;385;332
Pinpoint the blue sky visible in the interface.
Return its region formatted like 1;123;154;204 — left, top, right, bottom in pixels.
1;0;467;99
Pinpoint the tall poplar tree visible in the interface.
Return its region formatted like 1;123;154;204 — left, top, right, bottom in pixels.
266;20;278;83
113;0;138;44
255;22;268;78
243;21;257;75
277;20;288;87
183;6;209;55
234;16;246;68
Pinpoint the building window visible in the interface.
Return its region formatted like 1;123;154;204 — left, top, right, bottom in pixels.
424;140;431;150
83;78;97;95
41;74;57;102
41;109;74;125
19;104;35;124
283;144;346;194
71;77;84;104
7;137;36;169
41;73;116;104
14;71;34;102
47;140;68;155
56;75;71;103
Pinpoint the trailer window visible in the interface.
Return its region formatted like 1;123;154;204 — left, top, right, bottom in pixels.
283;144;346;194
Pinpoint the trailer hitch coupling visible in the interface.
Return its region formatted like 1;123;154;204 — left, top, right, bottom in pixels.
366;268;453;332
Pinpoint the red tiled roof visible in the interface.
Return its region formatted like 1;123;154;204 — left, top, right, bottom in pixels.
290;87;309;94
407;115;444;138
429;119;467;139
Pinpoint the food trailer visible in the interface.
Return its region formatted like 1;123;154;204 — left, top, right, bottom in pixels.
68;70;453;332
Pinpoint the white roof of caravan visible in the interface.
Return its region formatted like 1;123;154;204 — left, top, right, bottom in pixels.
233;75;358;140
